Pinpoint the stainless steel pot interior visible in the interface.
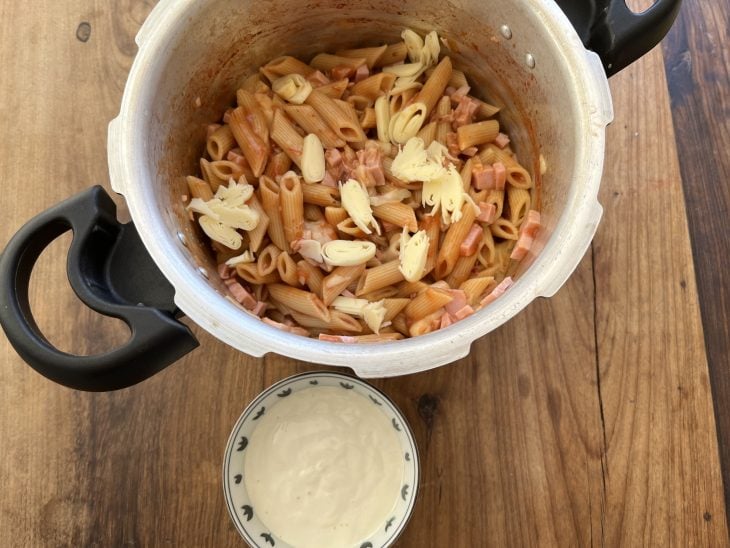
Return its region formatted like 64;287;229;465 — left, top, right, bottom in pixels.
113;0;610;374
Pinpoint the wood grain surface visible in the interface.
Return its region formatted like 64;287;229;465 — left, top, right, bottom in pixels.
0;1;728;546
662;0;730;515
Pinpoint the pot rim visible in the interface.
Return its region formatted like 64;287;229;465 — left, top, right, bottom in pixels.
108;0;613;377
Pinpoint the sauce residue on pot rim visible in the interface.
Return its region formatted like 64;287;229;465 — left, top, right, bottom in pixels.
244;385;404;547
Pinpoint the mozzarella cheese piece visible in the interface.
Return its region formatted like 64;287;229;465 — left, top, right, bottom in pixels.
340;179;380;235
225;250;256;266
388;103;428;145
390;137;446;182
272;74;312;104
301;134;326;183
398;230;430;282
321;240;377;267
199;215;243;250
187;179;260;247
332;297;387;333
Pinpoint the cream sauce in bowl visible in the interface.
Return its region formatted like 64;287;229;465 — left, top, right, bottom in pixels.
223;373;419;548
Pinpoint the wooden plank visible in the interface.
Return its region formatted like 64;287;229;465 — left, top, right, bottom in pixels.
596;40;728;544
662;0;730;514
0;1;726;546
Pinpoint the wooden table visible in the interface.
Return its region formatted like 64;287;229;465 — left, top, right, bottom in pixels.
1;1;728;546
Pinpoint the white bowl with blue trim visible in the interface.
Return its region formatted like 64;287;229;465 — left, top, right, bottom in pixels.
223;371;420;547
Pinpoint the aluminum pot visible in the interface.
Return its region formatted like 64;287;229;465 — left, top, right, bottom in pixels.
0;0;681;390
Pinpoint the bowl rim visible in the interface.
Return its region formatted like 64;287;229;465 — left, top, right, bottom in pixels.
221;370;421;548
109;0;612;376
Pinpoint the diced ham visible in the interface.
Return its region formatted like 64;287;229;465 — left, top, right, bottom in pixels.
321;171;338;187
354;64;370;83
448;85;471;105
472;164;495;190
493;162;507;190
494;132;511;148
452;95;479;128
459;224;483;256
444;289;468;316
356;143;385;186
331;65;355;80
510;210;541;261
225;280;257;310
440;313;454;329
218;263;232;280
325;148;345;183
304;220;337;244
262;317;310;336
479;276;514;307
222;108;233;124
206;124;222;138
477;202;497;223
453;304;475;320
446;132;460;156
306;70;331;87
251;301;268;317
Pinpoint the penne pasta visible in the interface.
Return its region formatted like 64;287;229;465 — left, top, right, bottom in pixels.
456;120;499;151
261;56;315;82
297;260;325;298
446;249;482;288
236;263;281;285
356;260;404;296
207;125;236;161
350;72;396;100
246;194;270;253
434;203;477;279
324;206;349;226
229;107;268;177
302;182;340;207
306;89;367;143
490;217;520;240
336;44;388;69
315;78;349;99
270;109;304;168
415;56;453;117
259;175;290;252
236;89;270;145
279;172;304;244
507;187;531;226
376;42;408;67
310;53;367;72
186;176;214;201
258;244;282;276
290;309;363;332
405;287;453;320
276;252;300;286
382;298;410;322
322;264;366;306
460;276;495;306
372;202;418;232
284;104;345;148
268;284;330;322
359;107;377;130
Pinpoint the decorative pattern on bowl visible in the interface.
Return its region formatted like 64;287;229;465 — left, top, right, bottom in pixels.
223;371;420;547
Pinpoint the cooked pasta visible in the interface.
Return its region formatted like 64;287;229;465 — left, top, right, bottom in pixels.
182;28;541;340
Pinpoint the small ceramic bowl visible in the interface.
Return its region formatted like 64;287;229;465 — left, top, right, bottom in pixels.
222;371;419;547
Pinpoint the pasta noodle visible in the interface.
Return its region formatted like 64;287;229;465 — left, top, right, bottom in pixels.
182;28;539;341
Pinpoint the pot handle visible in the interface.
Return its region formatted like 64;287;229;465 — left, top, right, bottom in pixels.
557;0;682;76
0;186;199;391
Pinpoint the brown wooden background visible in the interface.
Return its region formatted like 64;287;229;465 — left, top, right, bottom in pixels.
1;0;728;546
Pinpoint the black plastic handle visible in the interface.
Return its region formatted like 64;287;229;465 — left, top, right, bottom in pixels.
556;0;682;76
0;186;199;391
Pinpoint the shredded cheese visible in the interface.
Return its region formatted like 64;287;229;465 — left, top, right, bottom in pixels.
398;229;430;282
332;297;387;333
225;250;256;266
390;137;446;182
321;240;377;267
272;74;312;104
186;179;259;248
339;179;380;235
388;103;428;145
